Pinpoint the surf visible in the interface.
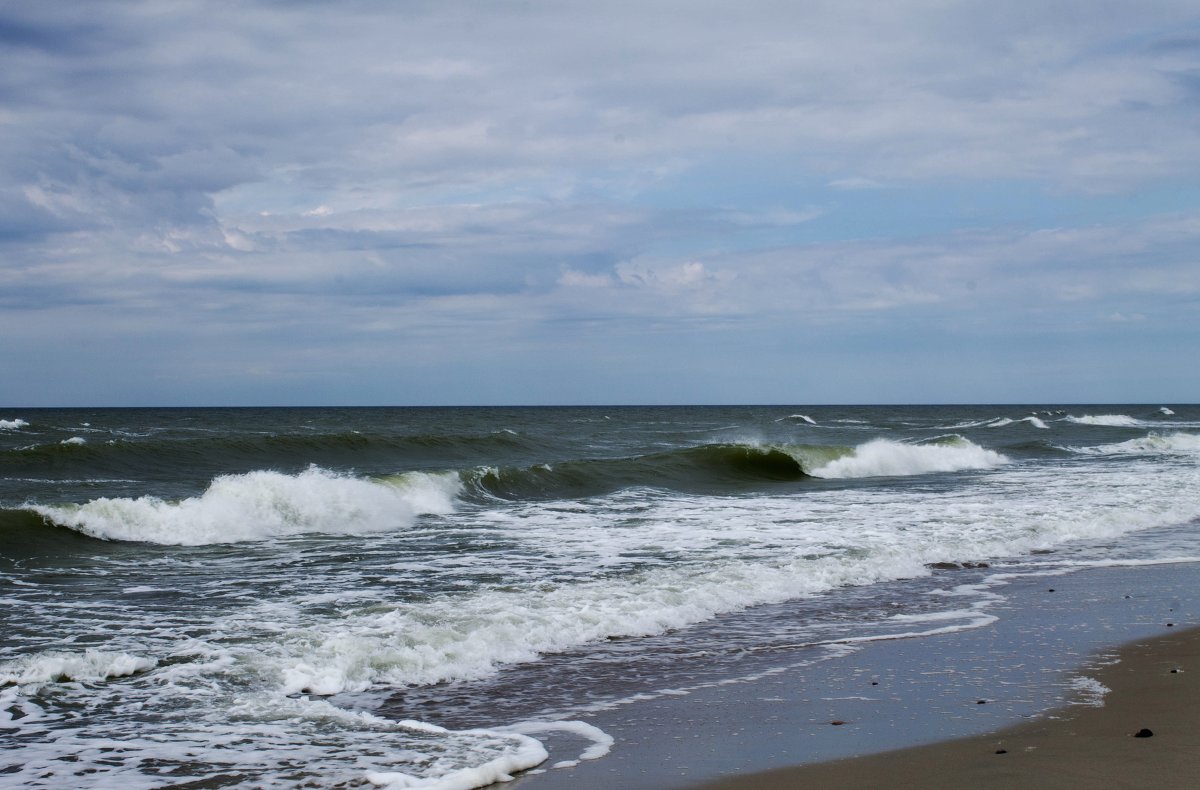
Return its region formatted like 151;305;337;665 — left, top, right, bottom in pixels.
27;466;461;545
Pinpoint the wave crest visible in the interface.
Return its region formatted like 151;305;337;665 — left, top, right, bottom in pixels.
987;416;1049;429
808;438;1008;479
1067;414;1140;427
0;418;29;430
1068;432;1200;456
29;467;461;545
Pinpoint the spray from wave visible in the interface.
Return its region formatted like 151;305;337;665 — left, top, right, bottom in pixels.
0;418;28;430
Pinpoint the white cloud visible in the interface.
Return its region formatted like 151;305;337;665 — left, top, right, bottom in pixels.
4;1;1200;403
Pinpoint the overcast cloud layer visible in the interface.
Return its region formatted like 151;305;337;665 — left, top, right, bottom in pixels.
3;0;1199;405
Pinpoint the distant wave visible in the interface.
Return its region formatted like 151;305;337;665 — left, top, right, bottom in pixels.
1161;407;1176;416
808;437;1008;479
0;428;541;481
463;437;1010;500
987;416;1049;429
1066;414;1141;427
28;467;461;545
1066;432;1200;457
0;418;28;430
464;443;823;500
776;414;817;425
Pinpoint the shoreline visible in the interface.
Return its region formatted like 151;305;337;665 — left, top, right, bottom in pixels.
697;624;1200;789
510;559;1200;789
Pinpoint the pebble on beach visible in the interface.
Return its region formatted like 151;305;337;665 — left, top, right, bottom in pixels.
1133;728;1154;738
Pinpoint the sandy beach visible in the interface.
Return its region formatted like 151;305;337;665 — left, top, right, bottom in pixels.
699;624;1200;789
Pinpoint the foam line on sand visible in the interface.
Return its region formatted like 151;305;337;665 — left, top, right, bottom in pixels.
698;625;1200;789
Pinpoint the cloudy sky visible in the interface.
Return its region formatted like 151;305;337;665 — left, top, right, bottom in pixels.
3;1;1199;406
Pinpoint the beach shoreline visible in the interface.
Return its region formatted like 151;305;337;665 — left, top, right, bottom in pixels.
697;623;1200;789
511;559;1200;789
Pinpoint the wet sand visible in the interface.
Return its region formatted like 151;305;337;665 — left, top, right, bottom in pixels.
513;561;1200;790
698;624;1200;789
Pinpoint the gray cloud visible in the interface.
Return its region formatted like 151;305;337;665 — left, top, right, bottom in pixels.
3;1;1200;403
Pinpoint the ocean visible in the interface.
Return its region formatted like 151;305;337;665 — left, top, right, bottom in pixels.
2;405;1199;788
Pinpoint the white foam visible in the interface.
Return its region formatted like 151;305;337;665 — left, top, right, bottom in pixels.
1067;414;1141;427
29;466;460;545
1161;407;1176;415
501;720;614;761
364;729;547;790
1068;432;1200;456
1068;676;1110;707
0;649;156;689
60;436;86;445
808;438;1008;479
777;414;817;424
0;418;28;430
988;416;1048;429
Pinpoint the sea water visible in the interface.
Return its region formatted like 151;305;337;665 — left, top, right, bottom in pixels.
2;405;1199;787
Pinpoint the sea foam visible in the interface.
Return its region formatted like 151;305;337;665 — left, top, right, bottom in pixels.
807;438;1007;479
0;418;28;430
0;649;156;690
29;466;460;545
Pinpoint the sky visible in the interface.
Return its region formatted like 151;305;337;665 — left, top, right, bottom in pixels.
2;0;1199;406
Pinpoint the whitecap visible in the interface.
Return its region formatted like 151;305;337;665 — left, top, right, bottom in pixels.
987;416;1047;429
0;418;29;430
1066;414;1141;427
30;466;461;545
808;438;1008;479
1066;432;1200;456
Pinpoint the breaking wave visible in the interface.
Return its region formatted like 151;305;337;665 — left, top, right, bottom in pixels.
0;418;28;430
1066;414;1141;427
28;467;460;545
987;416;1049;429
464;437;1006;500
807;437;1008;479
1067;432;1200;456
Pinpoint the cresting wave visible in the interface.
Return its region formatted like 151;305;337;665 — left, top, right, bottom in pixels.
1066;414;1142;427
987;416;1049;429
0;418;28;430
806;437;1007;479
28;466;460;545
467;437;1008;500
1065;432;1200;456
